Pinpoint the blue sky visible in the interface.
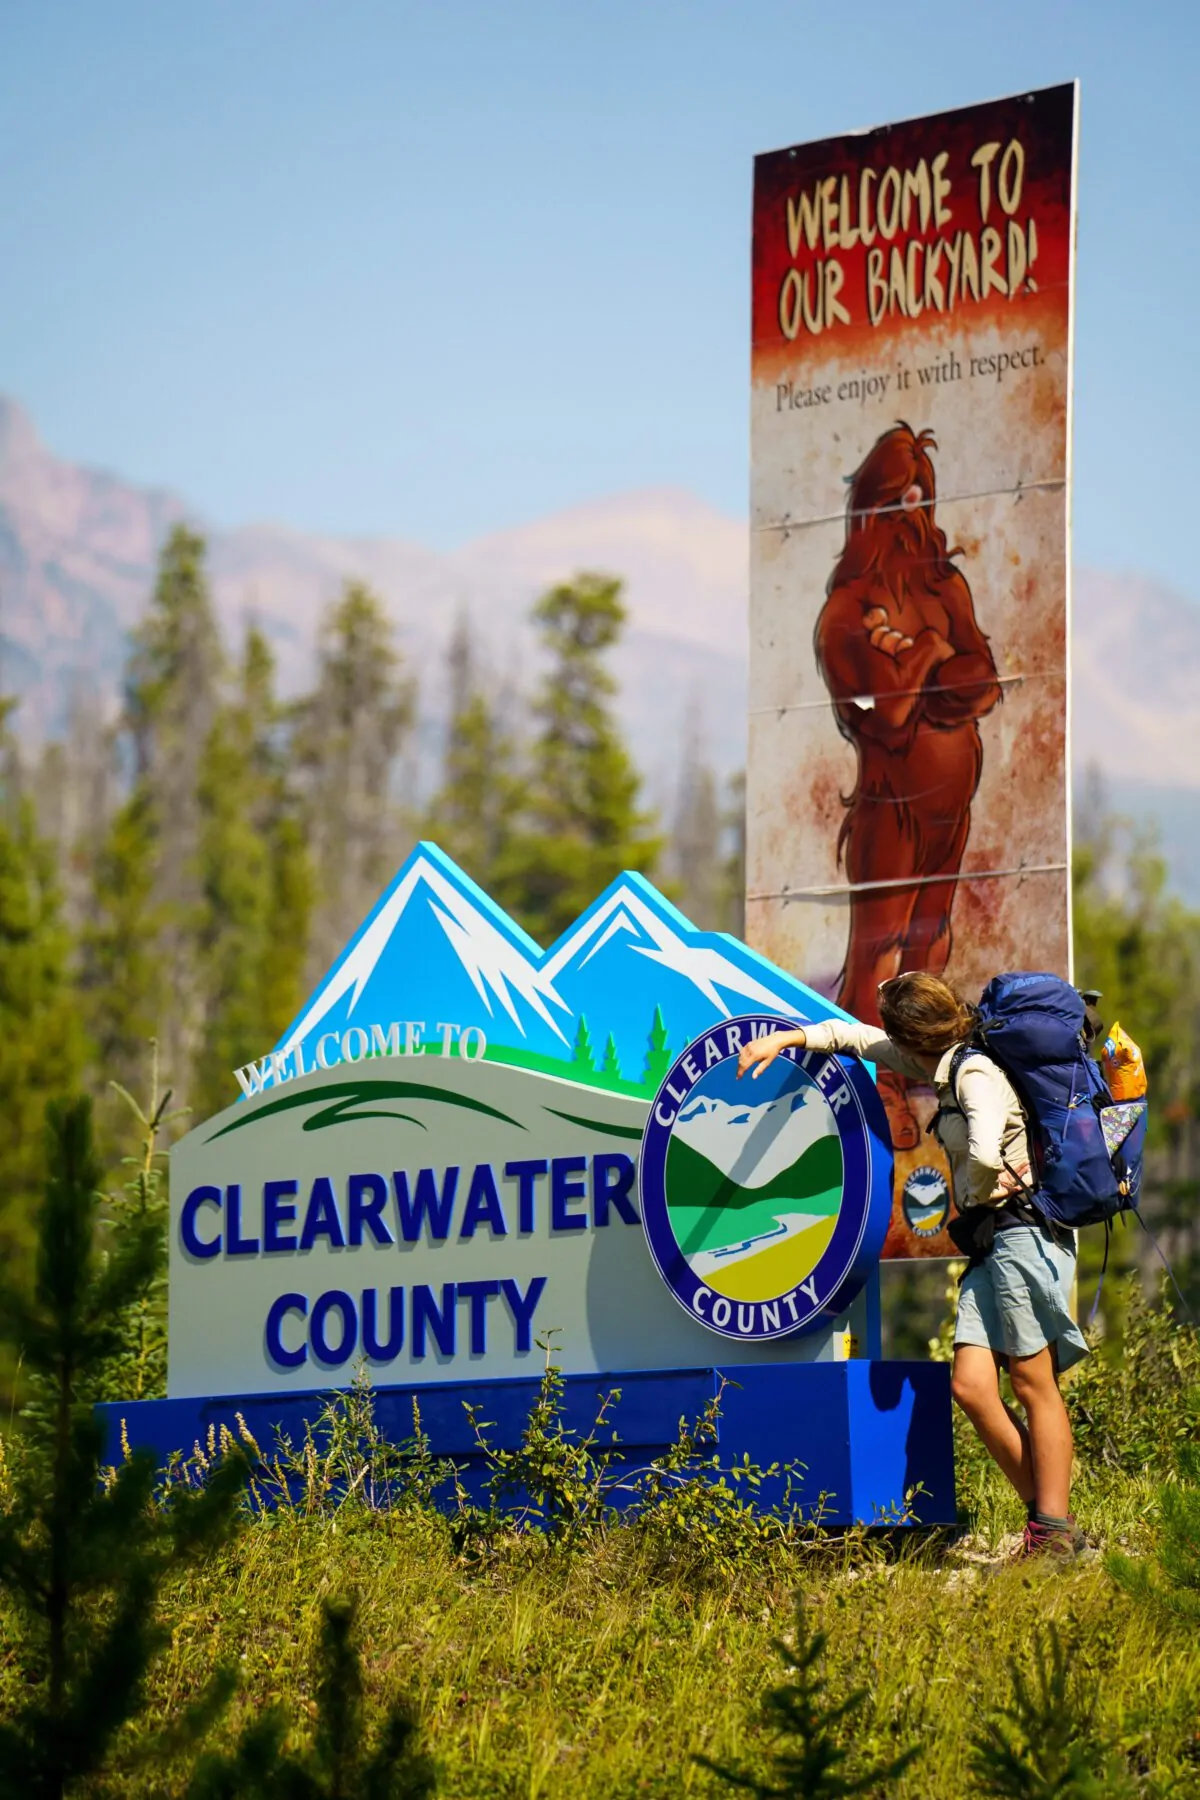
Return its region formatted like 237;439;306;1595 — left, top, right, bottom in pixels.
1;1;1196;599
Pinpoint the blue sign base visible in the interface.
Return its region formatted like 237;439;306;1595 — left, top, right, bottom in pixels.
98;1360;955;1528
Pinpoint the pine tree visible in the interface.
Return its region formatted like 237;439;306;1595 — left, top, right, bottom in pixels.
120;525;225;1098
425;611;523;892
79;791;162;1109
642;1005;671;1089
719;770;747;940
193;627;312;1119
0;1097;248;1799
694;1593;919;1799
186;1593;435;1799
669;699;722;929
494;573;660;944
601;1033;621;1080
0;702;86;1281
295;583;415;980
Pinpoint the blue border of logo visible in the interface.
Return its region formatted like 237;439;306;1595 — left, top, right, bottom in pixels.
638;1015;893;1341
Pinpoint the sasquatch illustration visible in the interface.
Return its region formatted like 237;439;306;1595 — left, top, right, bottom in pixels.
814;423;1001;1149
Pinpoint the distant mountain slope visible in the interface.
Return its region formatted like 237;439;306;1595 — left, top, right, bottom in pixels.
1;394;1197;893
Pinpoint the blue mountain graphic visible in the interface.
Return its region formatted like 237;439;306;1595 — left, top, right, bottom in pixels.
263;842;852;1091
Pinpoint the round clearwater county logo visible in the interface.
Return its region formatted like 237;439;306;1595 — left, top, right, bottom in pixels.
901;1165;951;1240
638;1015;892;1342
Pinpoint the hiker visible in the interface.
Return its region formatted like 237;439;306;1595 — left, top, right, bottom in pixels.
736;971;1091;1562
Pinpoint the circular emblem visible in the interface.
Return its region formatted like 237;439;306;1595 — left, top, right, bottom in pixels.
901;1165;951;1239
638;1015;893;1341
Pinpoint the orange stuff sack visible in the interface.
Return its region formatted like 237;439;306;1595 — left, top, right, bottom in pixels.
1101;1022;1148;1100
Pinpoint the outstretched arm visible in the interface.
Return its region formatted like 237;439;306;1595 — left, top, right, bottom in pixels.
737;1018;927;1081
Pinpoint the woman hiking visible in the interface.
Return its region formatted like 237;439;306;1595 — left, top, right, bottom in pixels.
736;970;1090;1563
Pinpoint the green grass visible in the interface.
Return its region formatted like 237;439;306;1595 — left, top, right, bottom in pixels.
4;1278;1200;1796
15;1497;1190;1798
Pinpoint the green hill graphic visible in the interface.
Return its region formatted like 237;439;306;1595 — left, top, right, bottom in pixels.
665;1133;843;1257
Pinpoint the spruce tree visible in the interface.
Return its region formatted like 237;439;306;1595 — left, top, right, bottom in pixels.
194;626;312;1119
425;611;523;892
79;790;162;1109
120;525;225;1099
295;582;415;980
493;573;659;945
0;702;85;1281
601;1033;621;1080
0;1097;247;1799
719;770;747;940
695;1593;919;1799
669;699;722;929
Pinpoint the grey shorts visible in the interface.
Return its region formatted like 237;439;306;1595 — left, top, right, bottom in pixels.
954;1225;1090;1372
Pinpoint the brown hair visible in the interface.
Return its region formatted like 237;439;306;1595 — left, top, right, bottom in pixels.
877;972;978;1057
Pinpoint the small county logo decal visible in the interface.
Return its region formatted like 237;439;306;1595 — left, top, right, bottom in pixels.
901;1165;951;1239
637;1015;892;1341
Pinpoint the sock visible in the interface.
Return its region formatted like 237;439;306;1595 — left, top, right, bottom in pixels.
1033;1511;1074;1530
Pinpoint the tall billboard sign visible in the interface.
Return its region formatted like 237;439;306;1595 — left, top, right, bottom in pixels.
748;85;1078;1256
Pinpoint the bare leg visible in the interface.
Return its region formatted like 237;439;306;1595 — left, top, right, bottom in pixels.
950;1344;1035;1502
1008;1347;1073;1518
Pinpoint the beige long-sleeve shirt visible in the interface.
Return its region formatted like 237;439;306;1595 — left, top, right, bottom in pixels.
799;1017;1033;1210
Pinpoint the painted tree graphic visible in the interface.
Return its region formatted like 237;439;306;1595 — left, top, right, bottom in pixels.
572;1015;595;1072
641;1004;671;1088
601;1033;621;1080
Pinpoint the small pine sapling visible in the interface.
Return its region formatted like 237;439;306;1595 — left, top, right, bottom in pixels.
97;1039;189;1401
1108;1436;1200;1622
968;1622;1133;1799
694;1592;919;1798
186;1594;435;1799
0;1097;248;1800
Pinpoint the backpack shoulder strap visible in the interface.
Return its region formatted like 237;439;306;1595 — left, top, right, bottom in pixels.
926;1043;988;1143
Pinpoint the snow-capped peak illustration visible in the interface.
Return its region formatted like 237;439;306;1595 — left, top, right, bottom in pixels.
673;1090;836;1189
278;848;571;1060
255;843;844;1102
543;877;803;1020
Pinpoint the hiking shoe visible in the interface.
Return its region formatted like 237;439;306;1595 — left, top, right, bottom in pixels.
1018;1515;1094;1565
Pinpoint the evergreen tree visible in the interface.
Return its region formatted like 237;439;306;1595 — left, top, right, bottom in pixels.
187;1593;435;1799
0;702;86;1279
668;699;722;929
295;583;415;981
494;573;659;945
120;525;225;1098
600;1033;621;1080
193;627;312;1119
425;611;523;892
695;1593;919;1798
0;1097;247;1799
79;791;162;1109
719;770;747;940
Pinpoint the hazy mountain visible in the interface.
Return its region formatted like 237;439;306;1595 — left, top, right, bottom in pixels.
1;394;1196;892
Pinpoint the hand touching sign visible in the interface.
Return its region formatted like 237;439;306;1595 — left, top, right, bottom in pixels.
736;1028;808;1079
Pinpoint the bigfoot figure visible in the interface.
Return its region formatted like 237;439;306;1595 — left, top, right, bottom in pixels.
814;424;1001;1148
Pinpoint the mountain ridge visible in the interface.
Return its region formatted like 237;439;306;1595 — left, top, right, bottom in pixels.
2;394;1197;892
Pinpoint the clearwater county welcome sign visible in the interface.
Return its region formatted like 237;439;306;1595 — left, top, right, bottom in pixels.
107;844;956;1526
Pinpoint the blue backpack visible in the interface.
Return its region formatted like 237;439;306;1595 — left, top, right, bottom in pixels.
952;972;1147;1230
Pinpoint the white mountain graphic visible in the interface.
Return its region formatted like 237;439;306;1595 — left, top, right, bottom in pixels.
673;1090;837;1190
543;881;803;1019
279;852;573;1057
276;857;811;1066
